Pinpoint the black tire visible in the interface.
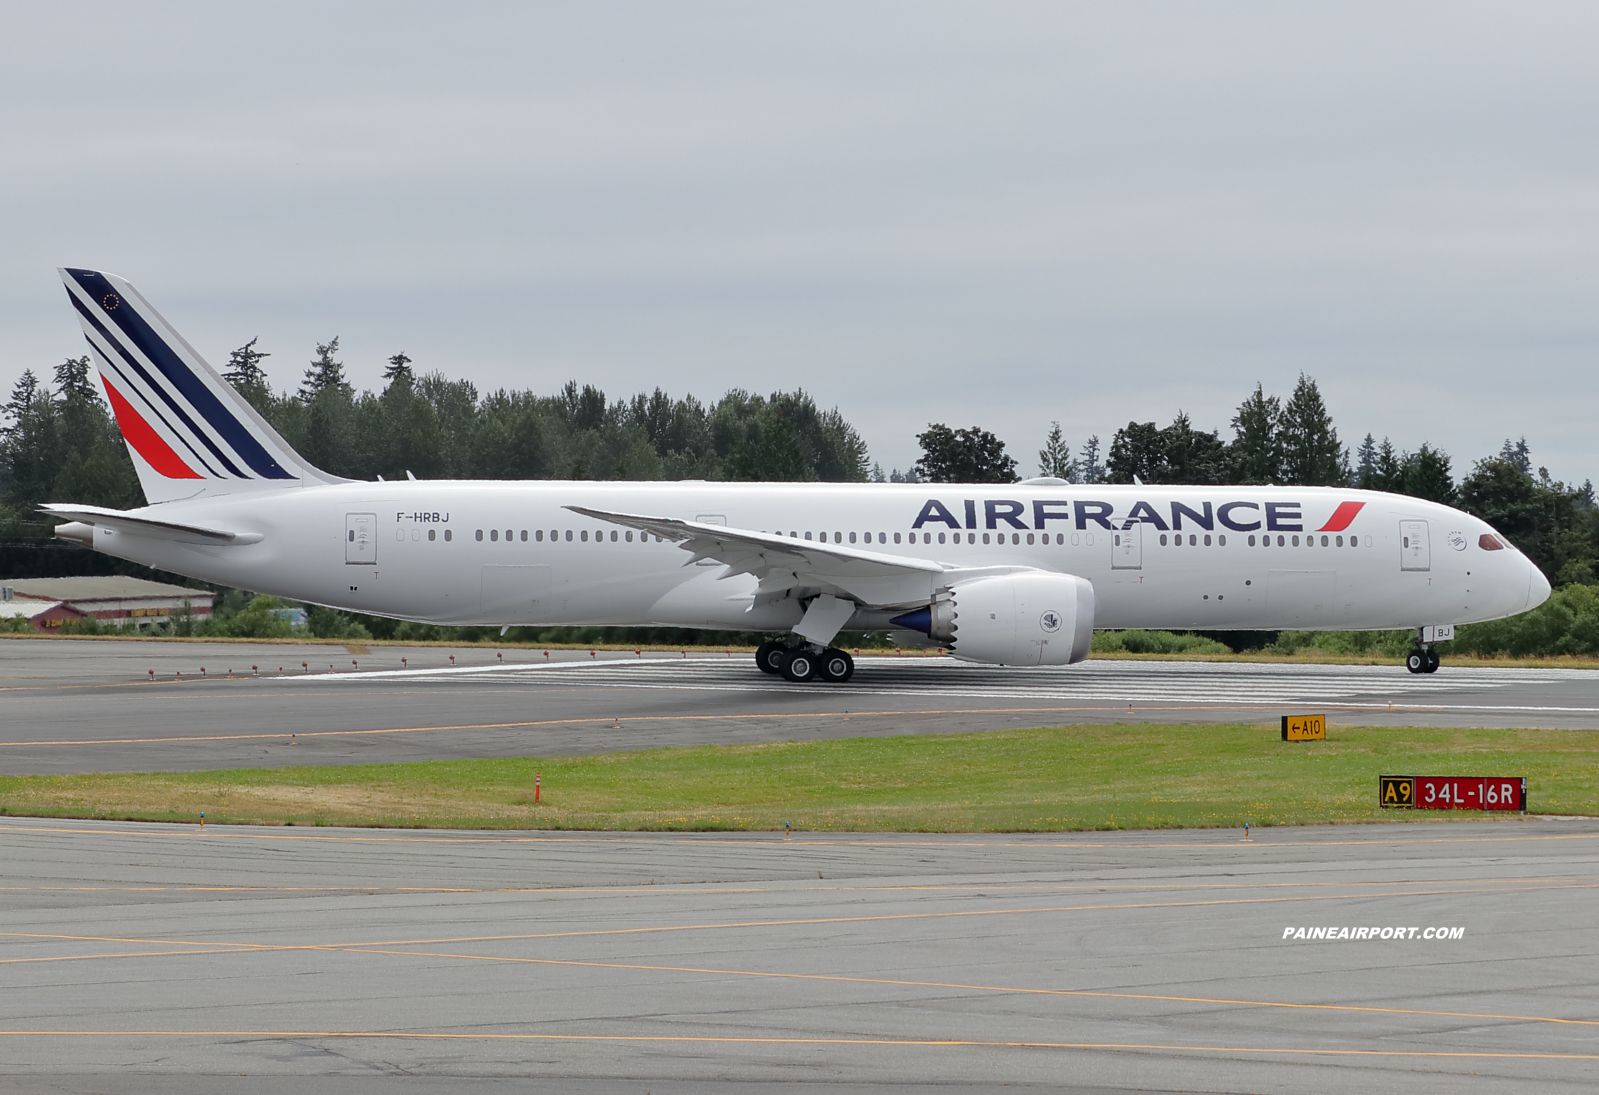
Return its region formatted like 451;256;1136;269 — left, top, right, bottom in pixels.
1424;648;1441;674
780;649;818;682
1405;650;1427;674
817;648;854;683
755;640;786;675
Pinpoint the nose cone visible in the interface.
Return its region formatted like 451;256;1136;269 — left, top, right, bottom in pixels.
1526;561;1552;612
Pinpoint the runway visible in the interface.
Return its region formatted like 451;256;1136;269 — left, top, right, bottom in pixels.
2;637;1597;774
1;814;1596;1093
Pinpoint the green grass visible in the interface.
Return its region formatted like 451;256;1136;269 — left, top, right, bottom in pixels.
1;723;1595;831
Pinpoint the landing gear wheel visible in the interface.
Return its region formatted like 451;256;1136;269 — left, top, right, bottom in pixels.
755;640;787;676
780;648;818;682
1424;647;1441;674
817;648;855;683
1405;649;1428;674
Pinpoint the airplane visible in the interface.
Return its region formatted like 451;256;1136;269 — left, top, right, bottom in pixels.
42;268;1551;682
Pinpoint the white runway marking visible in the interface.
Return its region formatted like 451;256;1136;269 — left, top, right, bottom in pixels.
277;656;1599;713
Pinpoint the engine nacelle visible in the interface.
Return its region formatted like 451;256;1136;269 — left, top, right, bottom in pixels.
892;572;1096;666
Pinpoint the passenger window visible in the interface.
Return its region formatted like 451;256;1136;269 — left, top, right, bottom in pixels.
1160;534;1168;546
1204;535;1212;546
428;529;436;541
805;531;813;540
1218;535;1226;546
893;532;901;544
983;533;990;544
563;530;571;541
1026;533;1034;545
626;531;633;542
849;532;857;543
938;532;946;544
1012;533;1020;545
444;529;452;541
1248;535;1256;546
490;529;499;542
536;530;544;542
476;529;484;541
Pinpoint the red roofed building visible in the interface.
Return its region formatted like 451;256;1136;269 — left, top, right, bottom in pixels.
0;577;214;631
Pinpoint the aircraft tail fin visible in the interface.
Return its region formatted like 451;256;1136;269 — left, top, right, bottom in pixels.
57;268;343;503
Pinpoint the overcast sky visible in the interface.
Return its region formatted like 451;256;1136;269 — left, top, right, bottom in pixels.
3;2;1596;483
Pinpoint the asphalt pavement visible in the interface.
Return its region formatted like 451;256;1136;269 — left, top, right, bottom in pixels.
1;815;1595;1093
1;637;1596;774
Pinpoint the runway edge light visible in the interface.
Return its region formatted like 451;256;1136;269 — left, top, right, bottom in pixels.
1281;714;1326;742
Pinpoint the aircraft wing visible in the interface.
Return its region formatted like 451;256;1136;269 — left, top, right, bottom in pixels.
40;503;263;546
564;505;943;610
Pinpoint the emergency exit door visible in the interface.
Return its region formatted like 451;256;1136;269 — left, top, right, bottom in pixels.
1111;522;1142;569
346;512;377;564
1400;519;1430;571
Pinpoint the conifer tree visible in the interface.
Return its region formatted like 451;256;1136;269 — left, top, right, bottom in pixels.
1354;433;1379;488
53;355;100;404
1278;373;1347;485
1075;435;1105;484
223;338;272;409
382;352;414;389
1037;422;1074;480
1229;383;1282;483
299;337;347;402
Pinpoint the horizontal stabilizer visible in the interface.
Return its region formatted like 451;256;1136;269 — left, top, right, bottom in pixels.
41;503;263;546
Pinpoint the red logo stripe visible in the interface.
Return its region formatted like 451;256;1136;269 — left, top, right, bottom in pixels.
1317;501;1365;532
100;374;203;479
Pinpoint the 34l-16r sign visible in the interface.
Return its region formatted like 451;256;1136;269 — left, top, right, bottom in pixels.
1380;776;1527;812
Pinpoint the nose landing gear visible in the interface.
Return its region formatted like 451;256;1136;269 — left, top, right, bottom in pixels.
1406;645;1441;674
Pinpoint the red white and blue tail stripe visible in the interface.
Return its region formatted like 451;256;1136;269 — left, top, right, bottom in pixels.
59;268;339;503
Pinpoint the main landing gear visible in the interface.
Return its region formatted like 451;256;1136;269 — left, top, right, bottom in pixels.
755;640;855;684
1405;646;1441;675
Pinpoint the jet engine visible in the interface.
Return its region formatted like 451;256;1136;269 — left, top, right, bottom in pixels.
890;571;1095;666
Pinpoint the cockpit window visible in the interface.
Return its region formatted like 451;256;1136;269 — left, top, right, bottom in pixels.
1478;533;1506;551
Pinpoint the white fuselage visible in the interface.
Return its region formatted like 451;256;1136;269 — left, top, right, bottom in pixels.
77;481;1547;635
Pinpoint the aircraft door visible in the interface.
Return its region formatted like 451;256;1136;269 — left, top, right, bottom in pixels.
345;513;377;565
1111;522;1142;569
1400;520;1430;571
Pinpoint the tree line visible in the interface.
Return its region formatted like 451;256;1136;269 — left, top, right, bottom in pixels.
913;372;1599;589
0;338;871;533
2;341;1596;653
